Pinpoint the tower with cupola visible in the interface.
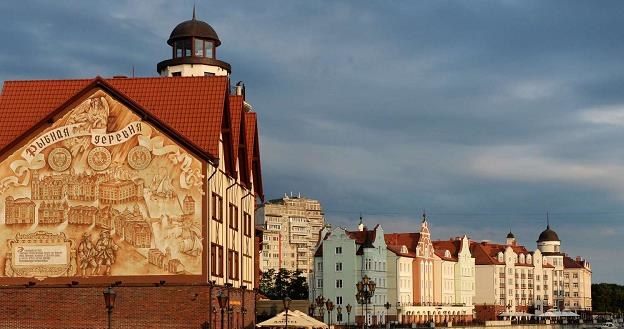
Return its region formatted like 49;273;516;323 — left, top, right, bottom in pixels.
157;8;231;77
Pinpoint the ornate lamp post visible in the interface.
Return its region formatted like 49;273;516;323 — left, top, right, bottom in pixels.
384;302;391;327
103;286;116;329
337;305;343;326
217;290;229;329
315;295;326;320
346;304;353;329
284;297;292;329
356;275;376;329
326;299;335;327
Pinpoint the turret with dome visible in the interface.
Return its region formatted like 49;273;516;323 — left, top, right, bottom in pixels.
536;222;561;255
157;7;231;77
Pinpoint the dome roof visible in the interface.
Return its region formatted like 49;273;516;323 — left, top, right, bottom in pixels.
506;231;515;239
537;225;560;242
167;17;221;47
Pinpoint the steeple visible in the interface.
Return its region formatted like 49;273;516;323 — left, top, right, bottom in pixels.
357;214;364;231
157;9;231;77
506;229;516;245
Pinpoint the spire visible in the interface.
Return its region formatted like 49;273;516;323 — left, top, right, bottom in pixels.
192;3;196;20
422;209;427;223
546;212;550;229
357;213;364;232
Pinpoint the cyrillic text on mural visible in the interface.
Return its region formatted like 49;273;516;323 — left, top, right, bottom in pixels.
0;91;205;281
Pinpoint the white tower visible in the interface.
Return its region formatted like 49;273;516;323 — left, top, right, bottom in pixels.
157;9;231;77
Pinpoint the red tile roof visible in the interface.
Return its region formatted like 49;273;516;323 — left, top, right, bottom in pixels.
230;95;244;165
432;240;462;261
0;76;229;161
470;241;533;266
384;233;421;258
0;79;91;151
563;256;584;269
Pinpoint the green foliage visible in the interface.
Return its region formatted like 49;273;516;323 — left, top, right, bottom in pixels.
592;283;624;313
259;268;309;300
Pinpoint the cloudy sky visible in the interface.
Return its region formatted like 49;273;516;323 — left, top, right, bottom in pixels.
1;1;623;283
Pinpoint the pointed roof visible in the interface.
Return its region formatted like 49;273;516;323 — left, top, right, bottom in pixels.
0;76;230;162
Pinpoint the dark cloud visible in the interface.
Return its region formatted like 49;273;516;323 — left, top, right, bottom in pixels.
1;0;623;283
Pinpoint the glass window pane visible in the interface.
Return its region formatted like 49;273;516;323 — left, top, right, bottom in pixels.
184;39;192;57
175;42;183;58
195;39;204;57
205;41;213;58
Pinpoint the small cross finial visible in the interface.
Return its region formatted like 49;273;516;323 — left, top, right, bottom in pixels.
422;209;427;222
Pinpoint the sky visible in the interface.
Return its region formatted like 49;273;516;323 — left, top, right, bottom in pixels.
0;1;623;283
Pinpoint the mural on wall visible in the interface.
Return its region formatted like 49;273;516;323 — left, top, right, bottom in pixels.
0;90;205;280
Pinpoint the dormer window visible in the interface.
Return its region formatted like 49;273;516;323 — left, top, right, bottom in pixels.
497;252;504;262
400;245;408;254
444;250;451;258
519;254;525;264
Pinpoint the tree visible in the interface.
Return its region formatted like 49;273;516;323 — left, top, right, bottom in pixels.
288;269;309;299
258;268;309;300
259;269;276;298
273;268;292;299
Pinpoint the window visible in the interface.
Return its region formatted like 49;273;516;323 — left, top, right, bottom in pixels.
205;41;214;58
194;38;204;57
229;203;238;230
317;262;323;271
336;280;343;288
171;72;182;77
204;72;215;76
337;313;343;322
211;243;223;277
336;262;342;272
336;296;343;305
243;212;252;237
212;193;223;222
317;279;323;288
228;249;240;280
336;246;342;254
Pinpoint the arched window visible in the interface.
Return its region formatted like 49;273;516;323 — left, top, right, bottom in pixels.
444;250;451;258
519;254;525;264
497;252;504;262
527;254;532;264
401;245;408;254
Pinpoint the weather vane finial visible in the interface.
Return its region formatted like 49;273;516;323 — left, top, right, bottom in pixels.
192;2;196;20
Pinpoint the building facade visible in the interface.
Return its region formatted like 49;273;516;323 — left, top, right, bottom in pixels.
0;10;263;329
312;216;474;327
256;195;324;277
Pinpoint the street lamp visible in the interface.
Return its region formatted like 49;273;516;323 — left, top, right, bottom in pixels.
337;305;343;326
315;295;326;320
384;302;391;326
103;286;116;329
346;304;353;329
356;275;376;329
326;299;335;327
309;303;316;317
284;297;292;329
217;290;229;329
